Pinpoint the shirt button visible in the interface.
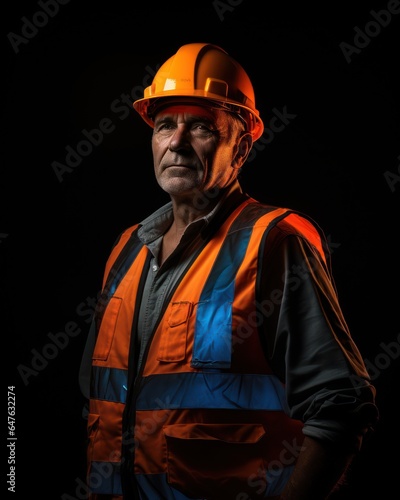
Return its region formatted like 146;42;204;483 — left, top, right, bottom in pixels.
152;264;158;272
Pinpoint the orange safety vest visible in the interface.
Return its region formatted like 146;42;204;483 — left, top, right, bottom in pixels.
87;199;327;499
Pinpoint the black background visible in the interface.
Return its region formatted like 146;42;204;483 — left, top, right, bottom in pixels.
2;0;399;498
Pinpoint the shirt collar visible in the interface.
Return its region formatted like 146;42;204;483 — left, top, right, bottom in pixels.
137;180;248;245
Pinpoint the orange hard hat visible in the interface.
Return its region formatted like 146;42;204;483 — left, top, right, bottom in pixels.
133;43;264;141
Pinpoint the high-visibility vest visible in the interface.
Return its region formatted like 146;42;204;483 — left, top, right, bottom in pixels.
87;199;327;499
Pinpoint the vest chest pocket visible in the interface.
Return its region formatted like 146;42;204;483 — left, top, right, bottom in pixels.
163;423;267;498
157;301;192;362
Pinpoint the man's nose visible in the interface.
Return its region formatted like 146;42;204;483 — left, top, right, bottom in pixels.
168;125;191;151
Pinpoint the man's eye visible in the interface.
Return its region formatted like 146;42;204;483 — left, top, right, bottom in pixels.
158;123;174;130
155;123;175;134
192;124;217;135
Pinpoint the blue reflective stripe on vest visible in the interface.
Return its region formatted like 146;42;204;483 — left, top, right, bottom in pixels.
136;473;201;499
91;366;128;403
192;224;254;368
136;372;288;411
88;461;123;495
134;469;293;499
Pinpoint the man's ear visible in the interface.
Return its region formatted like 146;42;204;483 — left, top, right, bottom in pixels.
232;132;253;169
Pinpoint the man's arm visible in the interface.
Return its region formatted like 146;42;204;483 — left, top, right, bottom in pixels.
259;224;379;499
280;435;355;499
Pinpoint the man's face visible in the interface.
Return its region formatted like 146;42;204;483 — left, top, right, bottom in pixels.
151;104;241;202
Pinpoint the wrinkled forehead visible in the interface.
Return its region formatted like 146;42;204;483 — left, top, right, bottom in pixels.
153;103;217;122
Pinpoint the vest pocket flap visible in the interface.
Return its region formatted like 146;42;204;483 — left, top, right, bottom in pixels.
163;422;266;443
167;301;192;327
158;302;192;362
